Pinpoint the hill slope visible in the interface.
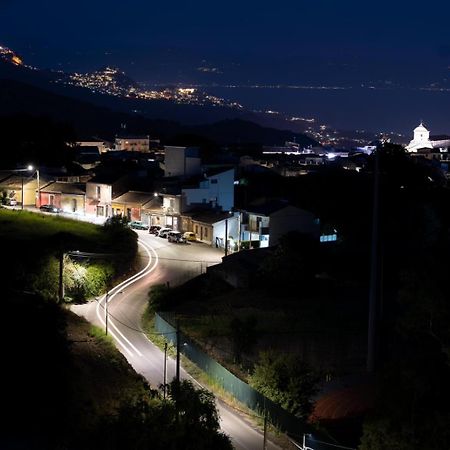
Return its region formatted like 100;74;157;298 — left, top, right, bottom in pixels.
0;77;317;146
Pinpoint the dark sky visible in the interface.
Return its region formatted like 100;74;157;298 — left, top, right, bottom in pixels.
2;0;450;133
2;0;450;83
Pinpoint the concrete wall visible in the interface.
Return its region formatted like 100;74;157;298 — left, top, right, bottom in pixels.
269;206;319;246
164;146;201;177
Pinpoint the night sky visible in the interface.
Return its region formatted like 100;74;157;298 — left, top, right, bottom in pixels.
2;0;450;133
2;0;449;82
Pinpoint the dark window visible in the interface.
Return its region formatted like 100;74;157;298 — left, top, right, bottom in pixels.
210;179;218;184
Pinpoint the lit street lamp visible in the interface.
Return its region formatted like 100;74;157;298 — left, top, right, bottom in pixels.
27;165;40;208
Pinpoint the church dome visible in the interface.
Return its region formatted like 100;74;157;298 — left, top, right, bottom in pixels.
414;122;429;133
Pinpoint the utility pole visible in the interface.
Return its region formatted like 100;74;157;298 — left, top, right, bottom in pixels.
263;398;268;450
224;218;229;256
238;212;242;252
36;169;40;208
58;252;64;302
367;146;380;373
105;289;109;336
163;342;168;400
263;411;268;450
176;319;180;387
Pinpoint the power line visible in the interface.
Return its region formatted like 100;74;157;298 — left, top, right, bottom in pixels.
92;295;176;337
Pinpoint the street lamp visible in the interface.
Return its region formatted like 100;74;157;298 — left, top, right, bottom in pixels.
27;165;40;208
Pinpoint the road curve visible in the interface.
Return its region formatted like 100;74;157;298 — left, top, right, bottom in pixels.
72;235;281;450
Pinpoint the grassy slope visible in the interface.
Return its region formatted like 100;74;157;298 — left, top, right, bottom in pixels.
65;310;151;433
0;208;103;242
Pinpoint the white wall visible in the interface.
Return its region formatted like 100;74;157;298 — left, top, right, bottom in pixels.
162;195;181;214
182;169;234;212
164;146;201;177
211;215;239;249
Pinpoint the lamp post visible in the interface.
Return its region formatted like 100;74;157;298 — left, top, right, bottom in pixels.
224;217;229;256
21;176;24;210
163;342;168;400
26;165;40;208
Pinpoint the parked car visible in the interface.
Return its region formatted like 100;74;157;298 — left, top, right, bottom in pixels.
158;227;173;238
40;204;61;213
5;198;17;206
149;225;162;235
183;231;196;242
129;220;148;230
167;231;186;243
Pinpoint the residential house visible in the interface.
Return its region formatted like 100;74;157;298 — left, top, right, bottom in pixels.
75;138;110;153
182;209;239;248
39;182;86;213
163;146;201;178
112;191;157;222
0;173;41;207
182;167;234;212
115;135;150;152
240;199;320;247
146;193;182;229
85;173;129;219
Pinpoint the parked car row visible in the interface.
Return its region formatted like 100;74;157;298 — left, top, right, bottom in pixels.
128;220;149;230
148;224;197;243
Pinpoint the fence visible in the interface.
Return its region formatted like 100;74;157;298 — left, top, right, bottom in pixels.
155;312;310;441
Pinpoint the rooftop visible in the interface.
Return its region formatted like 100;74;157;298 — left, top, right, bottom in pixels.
185;209;234;225
40;182;86;195
112;190;156;205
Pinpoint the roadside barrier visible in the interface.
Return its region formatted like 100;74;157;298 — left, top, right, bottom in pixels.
155;312;312;441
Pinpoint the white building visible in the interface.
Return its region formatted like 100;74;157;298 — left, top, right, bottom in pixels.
406;123;450;153
75;139;109;153
240;201;320;248
182;168;234;212
163;146;201;178
115;135;150;152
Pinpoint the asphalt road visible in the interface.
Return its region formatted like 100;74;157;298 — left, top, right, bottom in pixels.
72;231;281;450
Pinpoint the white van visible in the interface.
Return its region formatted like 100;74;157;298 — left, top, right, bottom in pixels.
158;227;173;238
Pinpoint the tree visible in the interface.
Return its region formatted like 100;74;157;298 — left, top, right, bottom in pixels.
258;231;318;294
229;314;258;364
148;283;171;312
250;351;320;420
359;263;450;450
101;380;232;450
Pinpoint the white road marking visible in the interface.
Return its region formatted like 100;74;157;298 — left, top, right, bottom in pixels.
95;238;159;357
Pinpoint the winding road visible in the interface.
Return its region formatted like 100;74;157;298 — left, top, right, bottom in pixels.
72;231;281;450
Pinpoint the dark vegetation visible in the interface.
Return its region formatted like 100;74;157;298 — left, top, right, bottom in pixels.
149;145;450;449
0;211;230;449
0;209;137;302
1;293;231;450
